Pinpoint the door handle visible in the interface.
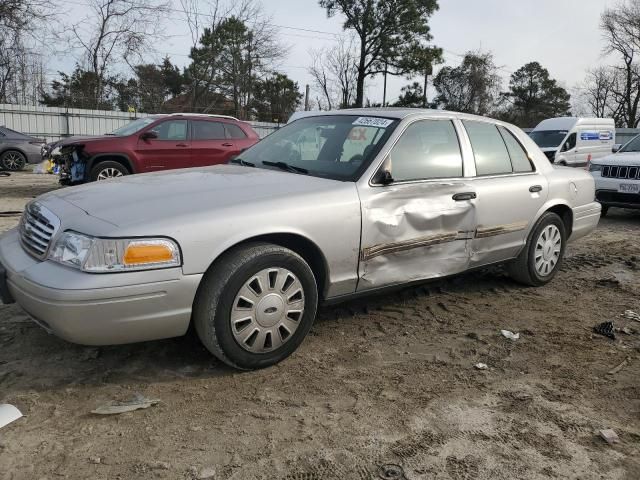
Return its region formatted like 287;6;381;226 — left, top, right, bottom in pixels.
175;143;188;147
222;143;233;147
452;192;477;201
529;185;543;193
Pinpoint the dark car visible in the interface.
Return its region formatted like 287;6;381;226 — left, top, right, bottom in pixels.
0;126;44;171
47;114;260;184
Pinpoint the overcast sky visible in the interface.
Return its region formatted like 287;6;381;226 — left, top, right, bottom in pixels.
58;0;619;108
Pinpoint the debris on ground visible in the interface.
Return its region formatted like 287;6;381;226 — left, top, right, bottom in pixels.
0;404;22;429
474;362;489;370
197;466;217;479
622;310;640;322
378;463;406;480
599;429;620;445
620;326;635;335
593;321;616;340
500;330;520;341
91;393;160;415
88;456;102;465
608;357;631;375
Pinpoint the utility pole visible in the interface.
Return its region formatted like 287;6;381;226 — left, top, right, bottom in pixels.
382;60;388;106
304;84;310;111
423;63;433;108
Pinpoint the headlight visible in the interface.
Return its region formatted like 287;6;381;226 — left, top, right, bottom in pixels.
589;163;603;172
49;232;181;272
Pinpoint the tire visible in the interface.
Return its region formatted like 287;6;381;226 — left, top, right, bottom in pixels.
507;212;567;287
193;243;318;370
600;205;609;217
0;150;27;171
89;161;129;181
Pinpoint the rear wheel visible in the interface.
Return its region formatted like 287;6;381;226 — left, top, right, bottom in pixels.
508;212;567;286
1;150;26;171
193;243;318;370
89;161;128;181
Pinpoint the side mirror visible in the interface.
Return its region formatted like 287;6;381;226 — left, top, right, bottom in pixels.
140;131;158;141
374;169;394;185
613;144;621;153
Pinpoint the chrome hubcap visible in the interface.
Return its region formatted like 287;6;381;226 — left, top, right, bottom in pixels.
3;152;25;170
96;167;124;180
231;267;305;353
534;225;562;276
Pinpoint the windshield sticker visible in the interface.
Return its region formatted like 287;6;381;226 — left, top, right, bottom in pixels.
352;117;394;128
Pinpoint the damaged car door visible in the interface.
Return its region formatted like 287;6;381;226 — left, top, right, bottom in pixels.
357;119;477;290
461;121;548;267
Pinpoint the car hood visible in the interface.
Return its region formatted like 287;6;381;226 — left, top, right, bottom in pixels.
592;151;640;165
43;165;345;228
53;135;113;147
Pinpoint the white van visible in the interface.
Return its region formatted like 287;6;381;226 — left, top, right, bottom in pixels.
529;117;615;166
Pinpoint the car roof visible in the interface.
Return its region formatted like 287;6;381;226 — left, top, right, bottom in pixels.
146;113;240;121
290;107;513;125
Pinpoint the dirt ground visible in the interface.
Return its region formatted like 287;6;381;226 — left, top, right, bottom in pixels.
0;170;639;480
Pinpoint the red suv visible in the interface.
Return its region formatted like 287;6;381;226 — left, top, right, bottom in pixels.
48;114;260;184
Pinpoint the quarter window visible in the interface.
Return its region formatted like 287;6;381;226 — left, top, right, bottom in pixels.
463;121;513;176
192;121;225;140
225;124;247;139
388;120;463;181
498;126;533;173
152;120;188;141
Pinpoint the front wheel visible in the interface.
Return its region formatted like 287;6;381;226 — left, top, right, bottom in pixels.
89;161;128;181
1;150;27;171
193;243;318;370
507;212;567;286
600;205;609;217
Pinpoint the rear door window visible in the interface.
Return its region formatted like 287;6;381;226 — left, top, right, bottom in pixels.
192;121;225;140
463;121;513;176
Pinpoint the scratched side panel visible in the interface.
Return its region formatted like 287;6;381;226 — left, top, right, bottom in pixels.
356;182;476;290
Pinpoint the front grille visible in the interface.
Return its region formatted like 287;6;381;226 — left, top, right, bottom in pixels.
601;165;640;179
19;203;60;259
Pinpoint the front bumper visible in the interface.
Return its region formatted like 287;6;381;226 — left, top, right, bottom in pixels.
0;228;202;345
593;174;640;209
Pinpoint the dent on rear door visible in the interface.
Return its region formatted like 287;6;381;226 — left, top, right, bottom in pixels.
357;181;477;290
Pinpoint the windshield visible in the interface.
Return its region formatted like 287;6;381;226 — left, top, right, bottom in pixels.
111;117;158;136
619;134;640;153
529;130;569;149
236;115;399;181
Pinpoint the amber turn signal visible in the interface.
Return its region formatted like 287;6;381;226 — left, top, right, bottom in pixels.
124;243;174;265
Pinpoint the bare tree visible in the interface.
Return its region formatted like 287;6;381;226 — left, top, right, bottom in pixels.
582;66;621;119
308;35;358;110
600;1;640;127
308;49;334;110
71;0;170;108
0;0;54;104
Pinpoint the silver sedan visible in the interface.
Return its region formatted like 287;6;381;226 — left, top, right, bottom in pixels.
0;109;601;369
0;126;43;170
